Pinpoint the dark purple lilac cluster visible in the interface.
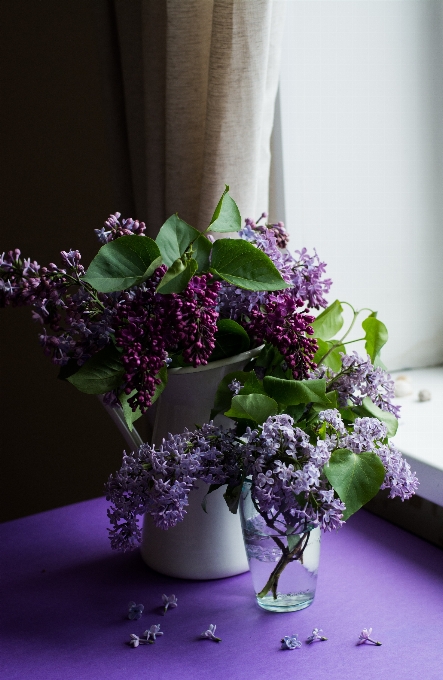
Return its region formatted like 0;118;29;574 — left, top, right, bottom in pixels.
114;267;173;411
172;274;220;367
95;213;146;244
106;411;417;552
113;270;220;412
216;217;333;379
245;292;318;379
315;351;400;418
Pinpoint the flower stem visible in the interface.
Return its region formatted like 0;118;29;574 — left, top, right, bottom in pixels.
257;531;310;600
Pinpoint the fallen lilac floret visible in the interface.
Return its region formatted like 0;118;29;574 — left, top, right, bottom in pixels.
201;624;221;642
357;628;382;646
162;594;178;613
127;601;144;620
281;634;302;650
145;624;164;642
129;634;152;647
306;628;328;644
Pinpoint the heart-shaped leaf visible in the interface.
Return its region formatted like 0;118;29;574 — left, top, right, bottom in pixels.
155;214;200;266
82;235;162;292
224;393;278;424
156;257;198;294
207;186;241;233
324;448;386;520
192;234;212;272
312;300;344;341
263;376;328;407
314;338;345;372
210;239;289;292
362;315;388;363
67;344;124;394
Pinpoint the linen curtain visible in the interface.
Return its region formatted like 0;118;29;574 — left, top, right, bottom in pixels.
95;0;287;235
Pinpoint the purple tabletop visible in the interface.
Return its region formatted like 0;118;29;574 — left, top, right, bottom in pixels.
1;497;442;680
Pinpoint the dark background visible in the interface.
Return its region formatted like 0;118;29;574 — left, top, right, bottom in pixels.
0;1;131;521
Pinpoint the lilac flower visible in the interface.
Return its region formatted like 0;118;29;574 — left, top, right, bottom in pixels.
376;443;419;500
129;633;153;647
228;379;243;395
145;625;163;641
201;624;221;642
281;634;302;650
129;634;141;648
357;628;382;646
127;602;144;620
162;594;177;613
106;423;242;550
322;352;400;418
306;628;327;644
95;213;146;243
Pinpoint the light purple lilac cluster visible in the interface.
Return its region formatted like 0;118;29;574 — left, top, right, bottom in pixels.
106;412;417;552
315;351;400;418
95;212;146;244
106;423;244;550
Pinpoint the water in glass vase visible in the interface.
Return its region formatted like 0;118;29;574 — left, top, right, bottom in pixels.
240;482;321;612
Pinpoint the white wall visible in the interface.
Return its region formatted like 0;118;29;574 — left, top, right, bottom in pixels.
275;0;443;371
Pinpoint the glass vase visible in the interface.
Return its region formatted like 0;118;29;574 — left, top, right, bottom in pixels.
239;480;321;612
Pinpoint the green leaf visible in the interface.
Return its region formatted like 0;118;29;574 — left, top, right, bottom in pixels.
314;338;345;372
155;214;200;266
67;344;124;394
324;448;386;520
119;365;168;431
58;359;82;381
287;533;302;552
210;370;250;419
207;185;241;233
192;234;212;272
239;371;268;397
285;404;307;423
362;316;388;363
354;396;398;438
263;376;328;407
209;319;250;362
223;483;243;514
201;483;224;513
156;257;198;294
325;390;339;408
224;393;278;424
210;239;290;292
82;235;162;292
312;300;344;341
340;407;357;423
254;343;290;378
119;390;142;430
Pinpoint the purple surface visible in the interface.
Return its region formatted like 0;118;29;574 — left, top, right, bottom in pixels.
1;498;443;680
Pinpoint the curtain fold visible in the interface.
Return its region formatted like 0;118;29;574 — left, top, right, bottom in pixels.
96;0;286;235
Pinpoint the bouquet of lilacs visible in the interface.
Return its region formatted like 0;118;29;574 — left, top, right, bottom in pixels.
0;188;330;429
106;271;418;599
